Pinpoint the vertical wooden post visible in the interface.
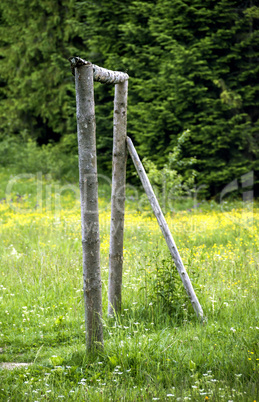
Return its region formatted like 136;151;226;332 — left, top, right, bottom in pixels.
74;63;103;350
108;80;128;316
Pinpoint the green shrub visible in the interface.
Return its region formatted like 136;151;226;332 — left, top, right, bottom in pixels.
0;135;78;182
142;250;194;321
141;130;197;213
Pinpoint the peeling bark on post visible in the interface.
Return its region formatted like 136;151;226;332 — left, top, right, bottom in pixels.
127;137;204;321
74;63;103;350
108;81;128;316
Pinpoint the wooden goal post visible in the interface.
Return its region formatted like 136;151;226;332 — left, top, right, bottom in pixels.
70;57;204;346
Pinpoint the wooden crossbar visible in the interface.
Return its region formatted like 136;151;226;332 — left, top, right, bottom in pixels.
69;56;129;84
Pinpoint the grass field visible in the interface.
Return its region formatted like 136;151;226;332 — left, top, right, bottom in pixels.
0;168;258;401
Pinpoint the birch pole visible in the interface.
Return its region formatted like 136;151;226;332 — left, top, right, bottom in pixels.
127;137;204;321
108;80;128;316
74;62;103;350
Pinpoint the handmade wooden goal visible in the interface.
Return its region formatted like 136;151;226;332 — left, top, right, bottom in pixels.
69;57;204;350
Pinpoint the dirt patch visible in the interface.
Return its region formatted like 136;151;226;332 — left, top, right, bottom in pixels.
0;362;33;370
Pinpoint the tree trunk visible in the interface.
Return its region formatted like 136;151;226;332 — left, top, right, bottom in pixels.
127;136;204;321
74;63;103;350
108;81;128;316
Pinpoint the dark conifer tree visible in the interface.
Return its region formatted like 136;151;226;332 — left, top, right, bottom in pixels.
0;0;258;195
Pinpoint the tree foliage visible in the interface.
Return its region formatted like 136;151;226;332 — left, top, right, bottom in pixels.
0;0;258;196
0;0;84;145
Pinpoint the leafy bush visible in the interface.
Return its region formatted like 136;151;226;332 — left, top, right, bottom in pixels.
141;130;197;213
0;134;78;182
140;249;196;321
149;252;190;319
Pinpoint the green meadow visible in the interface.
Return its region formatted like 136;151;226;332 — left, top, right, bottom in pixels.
0;168;258;401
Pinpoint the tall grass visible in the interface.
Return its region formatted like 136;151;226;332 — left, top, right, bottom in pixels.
0;169;258;401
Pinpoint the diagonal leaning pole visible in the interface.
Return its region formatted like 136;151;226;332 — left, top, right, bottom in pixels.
127;137;204;321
